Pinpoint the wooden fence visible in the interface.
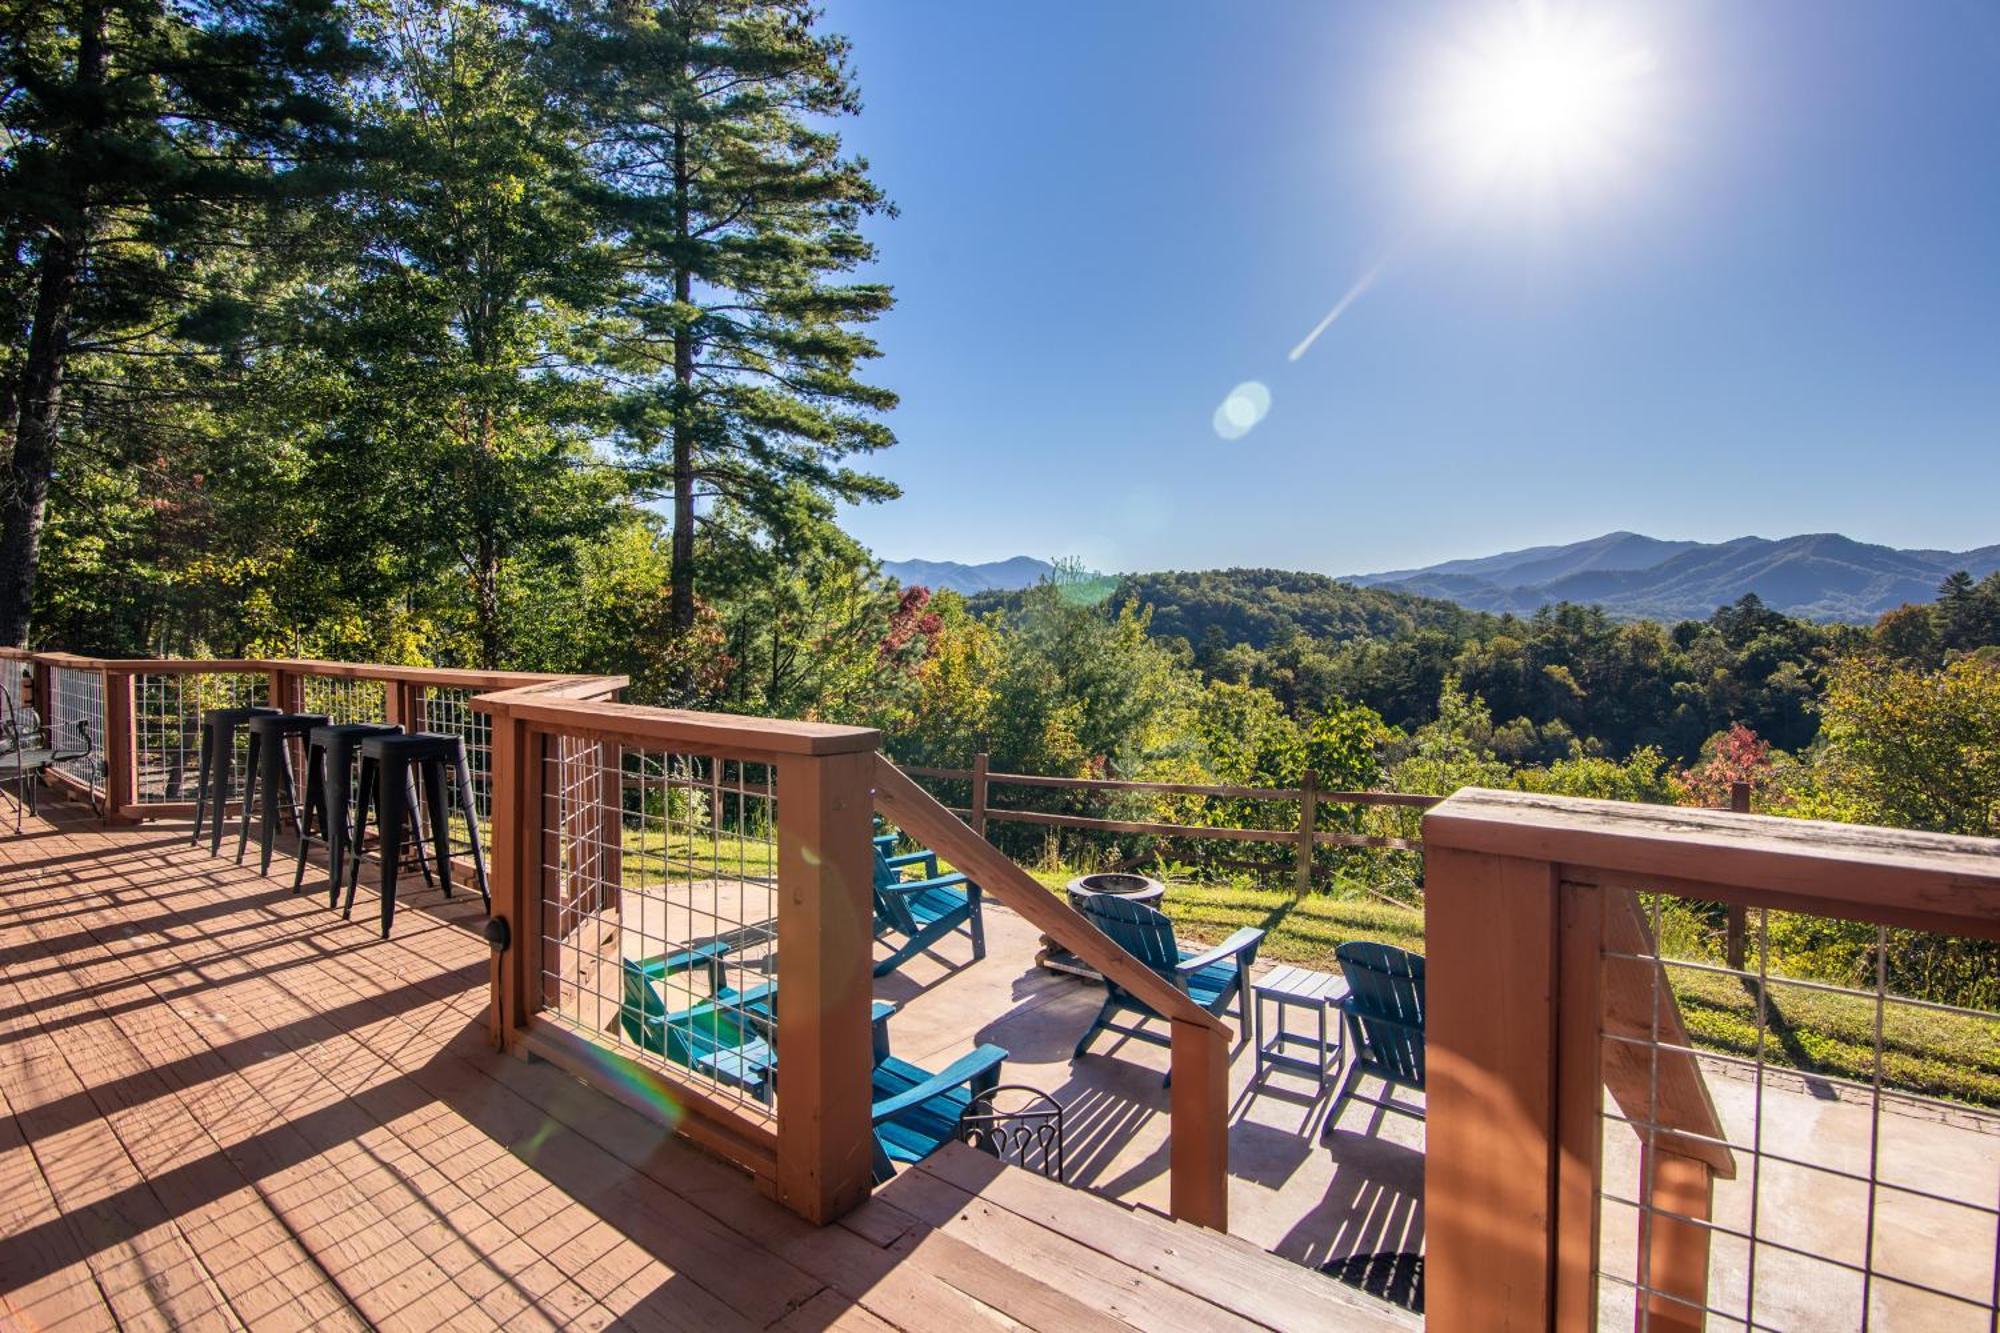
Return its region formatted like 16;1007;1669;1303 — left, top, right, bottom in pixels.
902;754;1440;893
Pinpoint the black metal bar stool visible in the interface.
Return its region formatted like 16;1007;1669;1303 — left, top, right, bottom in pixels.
238;713;329;872
293;722;435;907
193;706;281;852
343;732;491;937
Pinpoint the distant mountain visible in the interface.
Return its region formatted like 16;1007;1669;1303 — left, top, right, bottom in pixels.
1350;532;2000;623
881;555;1054;596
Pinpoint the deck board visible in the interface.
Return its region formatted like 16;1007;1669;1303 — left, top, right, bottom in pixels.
0;796;1409;1331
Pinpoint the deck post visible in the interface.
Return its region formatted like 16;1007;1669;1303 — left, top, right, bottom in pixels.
969;750;989;839
104;670;137;819
773;746;878;1224
1723;781;1751;969
1423;844;1565;1332
1294;768;1319;894
1639;1147;1715;1333
486;706;539;1045
1169;1019;1231;1229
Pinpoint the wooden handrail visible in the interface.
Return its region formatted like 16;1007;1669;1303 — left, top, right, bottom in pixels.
1427;787;2000;940
873;757;1224;1035
478;690;880;758
874;753;1233;1229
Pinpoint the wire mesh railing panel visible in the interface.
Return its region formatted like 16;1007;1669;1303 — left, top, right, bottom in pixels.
422;686;493;860
47;667;105;795
537;736;780;1125
1595;891;2000;1332
133;672;268;804
297;674;388;726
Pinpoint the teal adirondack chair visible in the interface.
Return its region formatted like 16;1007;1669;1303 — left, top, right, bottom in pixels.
871;1042;1008;1181
872;842;985;978
617;939;763;1072
1070;895;1263;1082
1333;941;1425;1118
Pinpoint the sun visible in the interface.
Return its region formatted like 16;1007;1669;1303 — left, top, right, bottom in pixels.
1426;6;1658;196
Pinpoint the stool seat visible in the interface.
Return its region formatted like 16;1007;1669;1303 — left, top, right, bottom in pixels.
346;730;490;937
310;721;400;747
238;713;329;872
246;712;329;738
193;706;282;852
358;732;464;762
206;706;282;728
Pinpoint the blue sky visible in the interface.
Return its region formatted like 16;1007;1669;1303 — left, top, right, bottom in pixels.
821;1;2000;575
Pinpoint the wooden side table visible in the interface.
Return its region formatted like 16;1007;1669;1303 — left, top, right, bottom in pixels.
1253;964;1344;1090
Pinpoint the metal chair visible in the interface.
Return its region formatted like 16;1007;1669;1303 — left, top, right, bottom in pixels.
0;689;96;833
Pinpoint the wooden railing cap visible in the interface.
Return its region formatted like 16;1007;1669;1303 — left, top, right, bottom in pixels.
1426;787;2000;938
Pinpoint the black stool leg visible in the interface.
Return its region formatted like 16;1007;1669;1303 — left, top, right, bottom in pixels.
211;728;238;856
326;742;353;909
342;754;376;920
405;769;435;888
421;758;453;900
192;723;213;846
255;730;284;874
452;746;491;911
236;729;263;863
293;740;325;894
260;732;302;875
376;758;407;939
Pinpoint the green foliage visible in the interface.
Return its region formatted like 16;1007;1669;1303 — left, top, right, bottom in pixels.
1807;654;2000;837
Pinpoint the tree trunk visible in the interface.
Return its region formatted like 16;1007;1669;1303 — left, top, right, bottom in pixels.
0;3;104;648
0;225;86;649
668;120;696;642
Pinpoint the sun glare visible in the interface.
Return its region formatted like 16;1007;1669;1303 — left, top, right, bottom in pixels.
1426;6;1657;199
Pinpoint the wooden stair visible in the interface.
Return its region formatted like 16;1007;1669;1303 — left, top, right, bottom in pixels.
860;1142;1422;1332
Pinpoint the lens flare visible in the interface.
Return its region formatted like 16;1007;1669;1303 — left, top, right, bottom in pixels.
1212;381;1271;440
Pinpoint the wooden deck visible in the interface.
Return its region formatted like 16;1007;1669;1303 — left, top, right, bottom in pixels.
0;797;1413;1332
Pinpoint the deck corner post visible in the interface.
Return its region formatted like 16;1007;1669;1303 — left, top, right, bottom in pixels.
1423;841;1566;1332
487;705;539;1046
773;745;879;1224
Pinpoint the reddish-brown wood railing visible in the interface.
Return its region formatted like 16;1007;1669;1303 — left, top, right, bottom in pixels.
1422;788;2000;1333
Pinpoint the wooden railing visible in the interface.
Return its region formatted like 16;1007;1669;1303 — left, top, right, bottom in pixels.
5;648;1242;1232
904;754;1438;892
0;646;617;822
1422;788;2000;1332
874;758;1234;1228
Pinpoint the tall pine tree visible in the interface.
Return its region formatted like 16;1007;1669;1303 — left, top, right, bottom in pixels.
548;0;897;648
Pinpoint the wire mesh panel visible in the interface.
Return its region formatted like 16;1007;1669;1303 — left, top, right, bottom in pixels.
422;686;493;860
296;673;388;725
133;672;268;803
46;667;105;794
537;735;781;1124
1593;890;2000;1332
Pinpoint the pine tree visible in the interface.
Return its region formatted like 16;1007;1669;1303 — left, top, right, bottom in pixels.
0;0;362;645
292;0;626;668
547;0;898;649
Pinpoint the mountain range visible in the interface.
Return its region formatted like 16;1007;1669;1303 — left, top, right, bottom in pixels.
1347;532;2000;623
885;532;2000;624
879;555;1055;596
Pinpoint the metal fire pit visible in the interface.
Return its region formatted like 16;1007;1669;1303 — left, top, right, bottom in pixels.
1038;872;1166;979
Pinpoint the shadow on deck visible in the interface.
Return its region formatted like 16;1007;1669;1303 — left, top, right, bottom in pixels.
0;795;1412;1332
